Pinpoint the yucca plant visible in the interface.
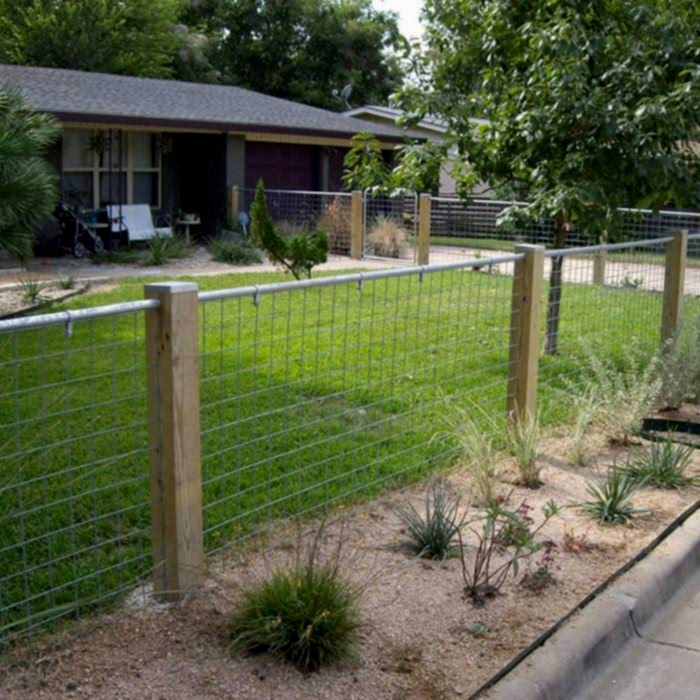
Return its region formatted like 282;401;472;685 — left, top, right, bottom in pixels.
144;233;192;266
18;276;44;305
625;439;696;490
393;478;468;559
0;86;59;260
581;467;647;525
58;274;77;290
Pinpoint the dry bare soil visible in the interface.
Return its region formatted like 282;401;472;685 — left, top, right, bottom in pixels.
2;430;699;700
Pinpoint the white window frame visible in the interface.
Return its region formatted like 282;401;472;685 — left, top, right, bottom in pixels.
62;127;162;209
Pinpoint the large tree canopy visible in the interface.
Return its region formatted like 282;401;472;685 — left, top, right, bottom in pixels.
385;0;700;352
0;0;181;78
197;0;405;109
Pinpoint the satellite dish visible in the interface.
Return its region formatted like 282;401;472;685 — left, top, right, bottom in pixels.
333;83;353;110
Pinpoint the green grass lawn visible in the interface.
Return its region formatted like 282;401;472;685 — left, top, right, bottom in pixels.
0;266;684;643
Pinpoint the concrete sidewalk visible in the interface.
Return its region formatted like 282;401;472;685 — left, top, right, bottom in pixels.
577;569;700;700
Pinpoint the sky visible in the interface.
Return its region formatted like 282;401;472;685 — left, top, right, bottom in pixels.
376;0;424;40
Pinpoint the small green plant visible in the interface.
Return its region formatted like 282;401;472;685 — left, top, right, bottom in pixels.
393;478;468;560
625;438;696;490
230;536;362;672
505;415;542;487
18;276;44;305
58;275;77;290
440;403;500;504
209;235;263;265
658;317;700;409
459;498;560;605
495;501;533;548
621;275;644;289
144;234;192;266
521;541;558;593
251;180;328;280
581;466;647;525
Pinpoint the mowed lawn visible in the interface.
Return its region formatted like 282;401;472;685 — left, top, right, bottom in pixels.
0;266;680;642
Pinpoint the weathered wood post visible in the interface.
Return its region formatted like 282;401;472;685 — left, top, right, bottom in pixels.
145;282;204;600
227;185;240;228
351;190;364;260
661;230;688;349
593;234;607;287
417;193;431;266
507;245;545;424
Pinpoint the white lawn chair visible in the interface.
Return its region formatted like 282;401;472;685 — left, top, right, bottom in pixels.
107;205;172;243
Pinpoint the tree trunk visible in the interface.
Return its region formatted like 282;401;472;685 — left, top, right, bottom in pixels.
544;213;569;355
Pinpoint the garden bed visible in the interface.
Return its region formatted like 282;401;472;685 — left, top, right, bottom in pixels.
0;281;90;319
3;430;698;700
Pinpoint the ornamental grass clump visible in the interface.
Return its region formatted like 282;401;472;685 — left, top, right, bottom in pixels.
230;534;362;672
393;478;468;560
367;215;408;258
625;438;696;490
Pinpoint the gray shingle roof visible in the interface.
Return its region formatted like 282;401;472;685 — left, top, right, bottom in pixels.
0;64;406;141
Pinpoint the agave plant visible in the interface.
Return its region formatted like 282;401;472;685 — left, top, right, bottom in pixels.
625;439;696;490
581;466;648;525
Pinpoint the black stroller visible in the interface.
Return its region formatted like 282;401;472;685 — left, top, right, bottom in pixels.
52;202;106;258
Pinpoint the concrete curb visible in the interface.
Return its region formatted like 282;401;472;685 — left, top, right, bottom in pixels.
480;505;700;700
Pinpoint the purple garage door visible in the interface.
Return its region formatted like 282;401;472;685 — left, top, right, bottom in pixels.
245;142;317;191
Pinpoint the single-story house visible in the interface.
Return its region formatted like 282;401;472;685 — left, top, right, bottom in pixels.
343;105;490;197
0;64;406;239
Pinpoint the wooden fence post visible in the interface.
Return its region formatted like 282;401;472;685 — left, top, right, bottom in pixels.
227;185;240;228
661;230;688;348
507;245;545;424
351;190;363;260
417;193;431;266
145;282;204;600
593;232;608;286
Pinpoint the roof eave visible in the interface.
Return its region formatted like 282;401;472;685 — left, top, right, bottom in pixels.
54;111;406;144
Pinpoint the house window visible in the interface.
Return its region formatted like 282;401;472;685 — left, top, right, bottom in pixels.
62;129;162;209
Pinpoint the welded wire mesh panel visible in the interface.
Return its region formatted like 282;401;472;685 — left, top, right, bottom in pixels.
364;193;416;262
198;259;519;551
537;240;672;420
240;188;353;256
684;234;700;331
0;311;155;646
429;198;553;263
429;198;700;263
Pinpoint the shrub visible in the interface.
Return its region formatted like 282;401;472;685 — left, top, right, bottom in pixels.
505;415;542;487
393;478;468;560
625;438;696;490
18;276;45;305
144;234;192;266
251;180;328;279
230;539;362;671
521;541;557;593
581;466;647;525
459;499;560;605
367;215;408;258
319;197;352;254
578;349;661;445
658;317;700;409
209;235;263;265
495;501;533;548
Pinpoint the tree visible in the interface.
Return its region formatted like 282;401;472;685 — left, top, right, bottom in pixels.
0;0;181;79
0;86;59;260
203;0;404;110
386;0;700;353
250;180;328;279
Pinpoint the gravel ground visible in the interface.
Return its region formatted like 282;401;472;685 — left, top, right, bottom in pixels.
2;426;699;700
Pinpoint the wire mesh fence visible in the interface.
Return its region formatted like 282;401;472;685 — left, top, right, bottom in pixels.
427;197;700;264
239;188;354;256
536;238;672;419
363;192;417;262
2;231;699;648
0;304;158;647
197;258;518;551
